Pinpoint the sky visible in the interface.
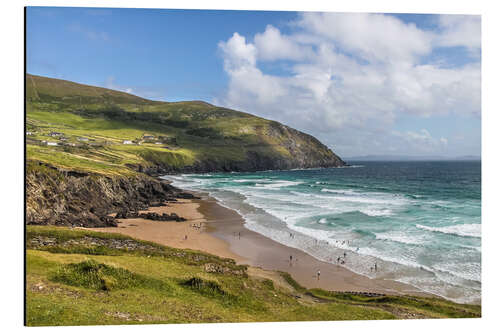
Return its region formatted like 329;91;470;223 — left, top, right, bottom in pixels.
26;7;481;158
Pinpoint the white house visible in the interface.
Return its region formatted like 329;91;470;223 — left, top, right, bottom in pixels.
46;142;58;146
26;131;33;135
123;140;133;144
77;137;89;142
155;142;163;145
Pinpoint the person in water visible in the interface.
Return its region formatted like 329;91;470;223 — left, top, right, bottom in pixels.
317;270;321;280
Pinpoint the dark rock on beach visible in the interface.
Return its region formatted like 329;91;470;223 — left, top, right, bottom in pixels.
115;210;186;222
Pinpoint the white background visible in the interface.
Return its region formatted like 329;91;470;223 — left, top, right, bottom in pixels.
1;0;498;332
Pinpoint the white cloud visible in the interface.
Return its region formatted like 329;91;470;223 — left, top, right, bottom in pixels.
435;15;481;51
391;129;449;153
297;12;432;64
218;33;257;72
254;25;313;61
216;13;481;157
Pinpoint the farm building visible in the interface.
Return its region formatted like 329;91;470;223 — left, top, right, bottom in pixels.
142;134;155;140
77;137;89;142
46;142;58;146
123;140;133;144
48;132;63;137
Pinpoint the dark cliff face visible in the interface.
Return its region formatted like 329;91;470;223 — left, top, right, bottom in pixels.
265;122;345;169
25;162;192;227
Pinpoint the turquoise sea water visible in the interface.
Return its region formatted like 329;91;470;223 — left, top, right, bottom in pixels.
165;161;481;304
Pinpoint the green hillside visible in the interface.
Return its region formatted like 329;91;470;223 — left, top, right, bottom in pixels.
26;74;345;176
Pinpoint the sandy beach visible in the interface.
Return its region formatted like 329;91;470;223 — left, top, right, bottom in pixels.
90;193;431;297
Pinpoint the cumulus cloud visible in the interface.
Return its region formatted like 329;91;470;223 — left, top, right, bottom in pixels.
218;33;257;71
254;25;314;61
434;15;481;51
297;12;433;64
216;13;481;156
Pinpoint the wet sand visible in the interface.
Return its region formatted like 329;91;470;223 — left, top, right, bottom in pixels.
90;194;431;297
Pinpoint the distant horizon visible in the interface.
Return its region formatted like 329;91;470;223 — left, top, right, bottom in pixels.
27;7;481;158
343;154;481;161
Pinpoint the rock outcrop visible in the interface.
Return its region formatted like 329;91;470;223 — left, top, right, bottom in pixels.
26;161;191;227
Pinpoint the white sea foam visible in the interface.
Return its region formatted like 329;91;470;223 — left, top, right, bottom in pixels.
432;262;481;283
318;218;328;224
359;208;394;216
375;231;427;245
416;223;481;238
328;195;406;206
320;188;356;195
254;180;304;189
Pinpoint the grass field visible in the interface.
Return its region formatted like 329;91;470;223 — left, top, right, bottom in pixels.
26;226;481;326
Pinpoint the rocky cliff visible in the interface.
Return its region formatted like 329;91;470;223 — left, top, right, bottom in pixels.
26;161;195;227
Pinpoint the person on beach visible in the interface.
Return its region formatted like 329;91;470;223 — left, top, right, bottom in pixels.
374;262;377;272
344;251;346;258
317;270;321;280
238;232;241;240
184;235;188;240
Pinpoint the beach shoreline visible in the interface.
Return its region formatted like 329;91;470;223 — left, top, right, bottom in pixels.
87;189;435;299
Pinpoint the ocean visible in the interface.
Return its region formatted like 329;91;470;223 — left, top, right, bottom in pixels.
165;161;481;304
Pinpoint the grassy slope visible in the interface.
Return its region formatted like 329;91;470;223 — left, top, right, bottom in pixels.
27;74;340;176
26;226;480;326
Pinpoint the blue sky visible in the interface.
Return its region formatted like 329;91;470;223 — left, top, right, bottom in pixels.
27;8;297;101
26;7;481;158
